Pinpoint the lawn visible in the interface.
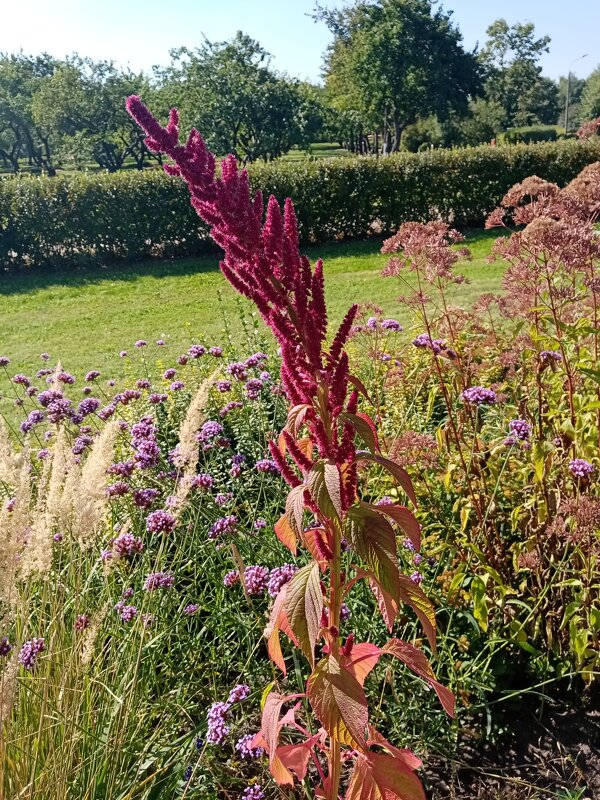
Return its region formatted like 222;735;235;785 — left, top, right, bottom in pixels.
0;229;502;382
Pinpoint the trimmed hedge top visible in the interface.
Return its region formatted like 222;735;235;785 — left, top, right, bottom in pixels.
1;139;600;270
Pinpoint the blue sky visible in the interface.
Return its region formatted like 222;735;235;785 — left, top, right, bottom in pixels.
1;0;598;81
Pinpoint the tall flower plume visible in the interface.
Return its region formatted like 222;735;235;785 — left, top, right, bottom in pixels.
126;96;358;501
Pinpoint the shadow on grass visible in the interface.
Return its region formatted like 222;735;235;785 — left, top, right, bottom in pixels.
0;230;497;297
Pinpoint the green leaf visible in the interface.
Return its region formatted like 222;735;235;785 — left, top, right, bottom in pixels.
283;562;323;666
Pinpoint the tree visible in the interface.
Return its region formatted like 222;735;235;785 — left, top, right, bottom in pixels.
163;32;304;162
480;19;558;128
315;0;481;153
580;65;600;123
31;58;154;172
0;53;58;174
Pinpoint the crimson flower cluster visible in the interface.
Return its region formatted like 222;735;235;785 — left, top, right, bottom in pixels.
126;96;360;510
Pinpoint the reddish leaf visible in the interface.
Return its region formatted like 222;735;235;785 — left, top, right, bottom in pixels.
341;412;380;453
283;561;323;666
303;527;330;570
265;585;298;675
382;639;455;717
307;654;368;750
307;460;342;521
345;752;426;800
297;437;314;462
275;741;313;782
366;503;421;551
286;484;306;537
367;726;422;771
342;642;381;686
260;693;297;786
274;513;297;555
367;574;399;632
346;504;400;599
285;403;311;436
396;574;437;652
357;453;418;507
347;373;375;405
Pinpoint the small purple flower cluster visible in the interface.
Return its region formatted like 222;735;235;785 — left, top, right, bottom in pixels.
254;459;279;474
508;418;531;441
243;565;270;595
146;509;176;534
209;515;237;540
20;409;45;433
236;734;264;760
131;417;160;469
114;601;138;622
0;636;12;656
197;420;224;444
113;532;144;558
191;473;214;490
144;571;174;591
242;785;265;800
206;701;231;744
17;638;45;671
133;488;159;508
267;564;298;597
461;386;497;406
183;603;199;615
569;458;595;478
220;401;243;417
412;333;446;355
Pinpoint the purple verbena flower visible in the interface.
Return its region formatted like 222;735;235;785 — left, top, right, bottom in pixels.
146;509;176;534
243;565;269;595
144;571;174;591
228;683;250;703
236;734;264;760
17;638;45;671
114;602;138;622
461;386;497;406
508;418;531;441
223;570;240;587
133;488;159;508
254;459;279;474
0;637;12;656
184;603;199;615
206;701;230;744
569;458;595;478
113;532;144;557
242;785;265;800
191;473;214;490
267;564;298;597
188;344;206;358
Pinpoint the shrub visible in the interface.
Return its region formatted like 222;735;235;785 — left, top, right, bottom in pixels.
497;125;562;145
1;138;600;270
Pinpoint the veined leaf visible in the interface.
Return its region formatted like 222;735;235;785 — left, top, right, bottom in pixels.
397;574;436;651
274;513;297;555
307;460;342;521
285;403;312;436
265;584;298;675
286;484;306;537
367;726;422;771
345;752;426;800
260;692;301;787
357;453;418;506
342;642;381;686
347;504;400;599
307;654;368;750
363;502;421;551
382;639;455;717
283;562;323;667
341;412;380;453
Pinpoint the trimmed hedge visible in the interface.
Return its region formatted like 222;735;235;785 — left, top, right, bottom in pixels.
498;125;562;145
1;139;600;270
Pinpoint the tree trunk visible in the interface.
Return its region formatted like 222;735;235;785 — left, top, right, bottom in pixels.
391;119;403;153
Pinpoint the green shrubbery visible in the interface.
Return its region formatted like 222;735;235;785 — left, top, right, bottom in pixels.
497;125;563;145
2;138;600;270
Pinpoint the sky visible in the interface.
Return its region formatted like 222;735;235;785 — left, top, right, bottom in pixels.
1;0;598;82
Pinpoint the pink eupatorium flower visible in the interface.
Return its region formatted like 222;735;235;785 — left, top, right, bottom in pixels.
126;96;361;509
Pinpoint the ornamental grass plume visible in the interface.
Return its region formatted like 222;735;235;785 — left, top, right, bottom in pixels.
127;95;453;800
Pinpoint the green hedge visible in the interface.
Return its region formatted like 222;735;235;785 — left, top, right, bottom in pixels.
1;139;600;270
498;125;563;145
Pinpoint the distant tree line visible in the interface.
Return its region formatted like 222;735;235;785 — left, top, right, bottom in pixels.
1;0;599;175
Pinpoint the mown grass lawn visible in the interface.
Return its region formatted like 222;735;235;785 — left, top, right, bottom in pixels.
0;229;503;382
